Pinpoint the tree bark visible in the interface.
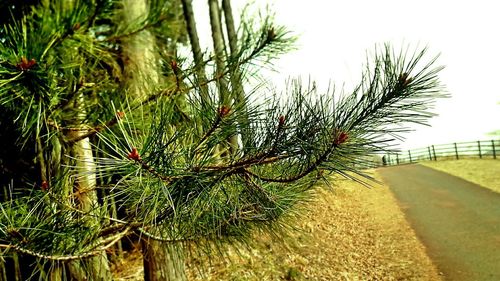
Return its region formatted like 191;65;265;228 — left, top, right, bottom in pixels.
62;95;113;281
5;0;114;279
58;0;112;277
208;0;229;104
121;1;187;280
222;0;243;98
208;0;239;154
141;239;187;281
181;0;209;102
221;0;249;146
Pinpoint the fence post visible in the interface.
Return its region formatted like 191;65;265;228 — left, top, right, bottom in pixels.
454;143;459;160
492;140;497;159
427;146;432;160
408;150;412;163
478;141;482;159
431;145;437;161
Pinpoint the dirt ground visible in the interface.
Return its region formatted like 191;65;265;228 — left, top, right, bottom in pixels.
114;172;442;280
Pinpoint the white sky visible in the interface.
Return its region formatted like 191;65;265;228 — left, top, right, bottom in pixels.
193;0;500;150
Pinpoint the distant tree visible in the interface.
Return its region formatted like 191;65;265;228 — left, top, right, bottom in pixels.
0;0;445;280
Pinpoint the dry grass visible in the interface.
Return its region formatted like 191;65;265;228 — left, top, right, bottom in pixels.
420;159;500;193
114;172;441;280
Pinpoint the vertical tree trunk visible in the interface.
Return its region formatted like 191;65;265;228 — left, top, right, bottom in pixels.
222;0;244;102
63;98;113;281
181;0;209;102
221;0;249;146
208;0;238;154
5;0;114;279
121;1;187;280
208;0;229;104
60;0;113;278
141;239;186;281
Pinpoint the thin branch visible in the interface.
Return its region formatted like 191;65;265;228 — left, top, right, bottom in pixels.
197;154;291;172
137;227;196;243
0;226;130;261
243;141;341;183
65;112;123;144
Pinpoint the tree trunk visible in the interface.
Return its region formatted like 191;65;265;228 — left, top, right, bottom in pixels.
121;1;187;280
62;99;113;281
221;0;250;146
7;0;114;279
181;0;209;102
208;0;229;104
222;0;244;102
208;0;238;154
141;239;187;281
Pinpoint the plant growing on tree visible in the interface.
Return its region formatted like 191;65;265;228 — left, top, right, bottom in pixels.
0;0;445;280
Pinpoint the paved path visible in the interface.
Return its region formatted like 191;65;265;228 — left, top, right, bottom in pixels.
378;164;500;281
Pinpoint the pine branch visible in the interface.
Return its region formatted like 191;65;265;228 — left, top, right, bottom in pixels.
191;106;229;154
195;154;292;172
243;132;347;183
0;226;130;261
127;148;176;184
65;111;125;144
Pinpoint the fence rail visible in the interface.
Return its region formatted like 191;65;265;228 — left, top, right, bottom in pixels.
383;139;500;166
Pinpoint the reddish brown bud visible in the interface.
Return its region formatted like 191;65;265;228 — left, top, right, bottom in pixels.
17;56;37;71
404;77;413;87
278;115;285;126
116;111;125;119
267;27;276;41
398;73;412;87
127;147;141;161
41;181;49;191
73;22;81;31
170;60;179;75
218;106;231;117
334;131;349;146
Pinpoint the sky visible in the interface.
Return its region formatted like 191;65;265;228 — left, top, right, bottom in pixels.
193;0;500;150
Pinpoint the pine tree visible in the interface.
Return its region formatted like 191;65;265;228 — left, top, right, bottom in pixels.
0;0;445;280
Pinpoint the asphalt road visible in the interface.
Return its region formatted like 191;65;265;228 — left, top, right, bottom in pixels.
378;164;500;281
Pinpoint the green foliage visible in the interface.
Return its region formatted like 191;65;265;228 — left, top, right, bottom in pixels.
0;0;445;273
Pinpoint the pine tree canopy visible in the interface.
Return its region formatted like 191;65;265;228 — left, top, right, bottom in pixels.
0;0;445;276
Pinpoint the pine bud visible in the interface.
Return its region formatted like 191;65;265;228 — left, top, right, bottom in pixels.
41;181;49;191
127;147;141;161
218;106;231;118
334;131;349;146
398;73;412;87
278;115;286;126
17;56;37;71
267;27;276;41
170;60;179;75
116;111;125;119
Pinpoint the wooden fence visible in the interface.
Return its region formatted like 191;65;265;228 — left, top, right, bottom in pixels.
383;139;500;166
